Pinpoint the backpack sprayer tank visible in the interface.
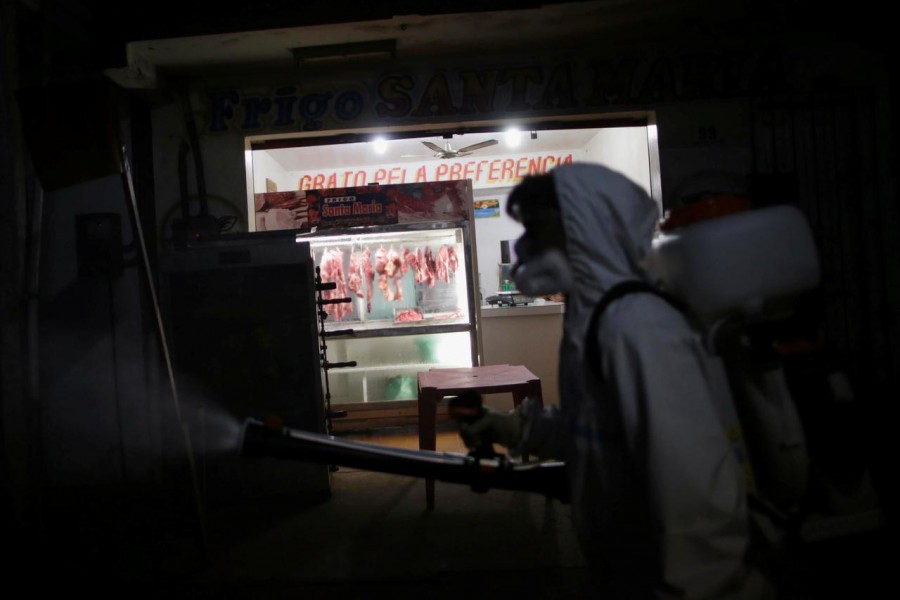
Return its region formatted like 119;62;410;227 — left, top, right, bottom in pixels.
646;199;821;515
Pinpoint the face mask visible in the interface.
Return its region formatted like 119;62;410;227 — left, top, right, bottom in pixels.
512;248;573;297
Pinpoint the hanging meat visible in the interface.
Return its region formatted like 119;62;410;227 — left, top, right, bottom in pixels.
434;245;451;284
423;246;437;288
400;247;412;275
386;246;404;301
407;247;432;287
374;245;406;302
319;247;351;321
373;246;395;301
447;245;459;274
361;247;374;312
347;249;365;301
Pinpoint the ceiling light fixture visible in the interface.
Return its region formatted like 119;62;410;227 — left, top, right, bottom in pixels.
505;127;522;148
373;137;388;154
291;39;397;64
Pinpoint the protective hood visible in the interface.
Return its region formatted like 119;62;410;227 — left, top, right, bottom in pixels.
553;163;660;351
532;164;762;598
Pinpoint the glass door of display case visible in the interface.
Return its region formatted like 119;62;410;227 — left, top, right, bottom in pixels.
302;221;480;430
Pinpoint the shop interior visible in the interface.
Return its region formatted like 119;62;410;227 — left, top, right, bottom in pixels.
238;121;655;428
247;121;655;300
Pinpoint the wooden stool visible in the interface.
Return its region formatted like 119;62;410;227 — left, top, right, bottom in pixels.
417;364;543;509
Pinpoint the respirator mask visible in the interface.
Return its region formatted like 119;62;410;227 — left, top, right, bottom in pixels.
513;248;573;296
512;238;573;297
506;173;572;297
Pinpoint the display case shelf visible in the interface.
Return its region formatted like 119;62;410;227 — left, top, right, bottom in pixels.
326;361;468;374
322;322;471;338
307;220;479;430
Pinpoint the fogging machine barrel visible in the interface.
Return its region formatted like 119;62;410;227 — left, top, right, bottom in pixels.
240;418;569;502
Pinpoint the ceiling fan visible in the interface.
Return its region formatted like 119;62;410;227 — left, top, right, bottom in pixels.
410;138;499;159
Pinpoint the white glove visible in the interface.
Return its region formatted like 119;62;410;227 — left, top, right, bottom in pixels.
457;406;527;456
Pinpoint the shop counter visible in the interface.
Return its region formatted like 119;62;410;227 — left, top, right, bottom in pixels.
479;301;564;408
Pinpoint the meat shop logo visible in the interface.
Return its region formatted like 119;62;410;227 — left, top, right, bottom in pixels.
321;196;385;217
309;190;398;228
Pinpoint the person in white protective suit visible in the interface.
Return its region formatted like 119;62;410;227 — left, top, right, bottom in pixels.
458;163;775;599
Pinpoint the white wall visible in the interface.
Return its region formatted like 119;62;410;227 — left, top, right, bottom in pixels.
582;127;652;196
473;126;651;299
472;185;521;300
251;149;293;193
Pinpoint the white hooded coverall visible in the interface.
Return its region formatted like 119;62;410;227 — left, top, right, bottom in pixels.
518;164;773;599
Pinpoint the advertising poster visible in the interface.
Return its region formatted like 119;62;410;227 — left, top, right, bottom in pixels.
254;180;472;231
474;199;500;218
254;190;310;231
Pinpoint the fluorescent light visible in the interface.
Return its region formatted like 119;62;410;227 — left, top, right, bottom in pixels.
373;137;387;154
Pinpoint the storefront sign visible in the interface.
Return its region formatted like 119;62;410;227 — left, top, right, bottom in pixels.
295;151;574;191
202;49;787;135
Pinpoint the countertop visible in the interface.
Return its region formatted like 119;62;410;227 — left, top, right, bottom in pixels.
479;300;565;318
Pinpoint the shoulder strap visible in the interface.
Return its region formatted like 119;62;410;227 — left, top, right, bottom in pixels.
586;280;689;379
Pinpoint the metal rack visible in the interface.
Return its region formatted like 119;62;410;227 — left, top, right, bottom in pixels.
314;265;355;437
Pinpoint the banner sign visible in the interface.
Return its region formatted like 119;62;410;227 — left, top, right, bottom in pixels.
255;180;471;232
295;151;575;191
307;187;398;229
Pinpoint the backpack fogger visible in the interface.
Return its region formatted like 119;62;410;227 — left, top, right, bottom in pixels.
647;199;885;545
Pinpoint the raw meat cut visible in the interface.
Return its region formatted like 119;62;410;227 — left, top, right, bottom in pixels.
318;247;351;321
347;250;364;299
386;246;404;301
423;246;437;288
394;308;424;322
373;245;406;302
447;245;459;274
362;247;373;312
374;246;394;301
409;247;433;287
435;245;451;283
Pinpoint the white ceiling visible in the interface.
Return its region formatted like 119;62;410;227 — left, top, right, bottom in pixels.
258;127;605;172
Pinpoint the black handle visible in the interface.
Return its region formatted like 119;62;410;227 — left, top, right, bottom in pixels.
323;360;357;370
318;297;352;305
322;328;355;337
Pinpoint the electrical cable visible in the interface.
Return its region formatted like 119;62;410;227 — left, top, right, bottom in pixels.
180;93;208;217
107;271;128;482
119;143;209;560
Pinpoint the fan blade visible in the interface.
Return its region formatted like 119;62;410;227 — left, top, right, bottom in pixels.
455;139;498;153
422;141;445;153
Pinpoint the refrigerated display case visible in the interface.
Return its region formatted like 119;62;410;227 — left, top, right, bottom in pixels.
303;221;480;430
